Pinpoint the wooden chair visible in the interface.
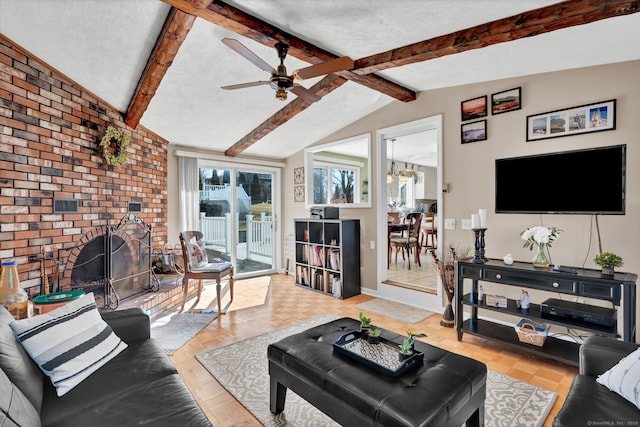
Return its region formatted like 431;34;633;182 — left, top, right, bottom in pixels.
421;213;437;252
179;231;234;313
389;212;422;270
387;212;401;224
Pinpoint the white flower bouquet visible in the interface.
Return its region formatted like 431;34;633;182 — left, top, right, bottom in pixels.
521;226;561;250
521;226;561;268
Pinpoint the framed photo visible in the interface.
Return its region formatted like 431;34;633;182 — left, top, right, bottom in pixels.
461;95;487;121
294;185;305;202
294;167;304;184
461;120;487;144
526;99;616;141
491;87;521;115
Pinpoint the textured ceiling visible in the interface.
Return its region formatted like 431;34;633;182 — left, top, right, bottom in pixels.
1;0;639;161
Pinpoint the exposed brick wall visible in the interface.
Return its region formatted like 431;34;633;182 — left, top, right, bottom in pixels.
0;37;168;294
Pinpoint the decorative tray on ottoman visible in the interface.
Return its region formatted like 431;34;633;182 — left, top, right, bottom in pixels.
333;331;424;376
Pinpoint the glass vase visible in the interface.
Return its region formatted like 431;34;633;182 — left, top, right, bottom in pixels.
532;244;550;268
0;261;29;320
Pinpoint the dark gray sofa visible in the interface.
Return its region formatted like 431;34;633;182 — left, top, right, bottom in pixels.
553;335;640;427
1;306;212;427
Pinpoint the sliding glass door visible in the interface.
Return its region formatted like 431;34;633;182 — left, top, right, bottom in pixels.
197;162;278;277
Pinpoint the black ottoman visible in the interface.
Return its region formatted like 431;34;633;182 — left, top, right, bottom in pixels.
267;317;487;427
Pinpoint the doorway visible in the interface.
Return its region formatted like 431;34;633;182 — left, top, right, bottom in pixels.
198;162;279;278
376;116;443;298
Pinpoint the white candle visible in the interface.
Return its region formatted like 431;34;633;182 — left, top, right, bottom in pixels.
471;214;480;229
478;209;487;228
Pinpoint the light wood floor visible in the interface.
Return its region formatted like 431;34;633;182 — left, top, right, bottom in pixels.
170;274;577;427
386;248;439;292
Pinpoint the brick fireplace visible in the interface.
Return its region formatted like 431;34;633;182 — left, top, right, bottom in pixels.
0;36;169;296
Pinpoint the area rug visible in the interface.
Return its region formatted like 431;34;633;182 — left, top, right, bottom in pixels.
151;310;218;355
196;316;557;427
357;298;437;324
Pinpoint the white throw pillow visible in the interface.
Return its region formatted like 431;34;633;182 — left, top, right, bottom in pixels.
9;292;127;397
187;240;208;268
596;347;640;409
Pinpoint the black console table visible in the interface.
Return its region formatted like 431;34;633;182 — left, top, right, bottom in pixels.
455;259;637;366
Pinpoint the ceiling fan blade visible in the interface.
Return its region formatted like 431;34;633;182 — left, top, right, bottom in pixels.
221;81;270;90
294;56;354;80
291;85;321;103
222;38;274;73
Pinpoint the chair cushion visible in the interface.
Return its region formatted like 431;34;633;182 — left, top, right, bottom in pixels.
191;261;233;273
9;293;128;397
0;305;44;413
390;236;418;244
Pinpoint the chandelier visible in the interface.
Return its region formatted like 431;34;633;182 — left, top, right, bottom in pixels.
387;139;399;183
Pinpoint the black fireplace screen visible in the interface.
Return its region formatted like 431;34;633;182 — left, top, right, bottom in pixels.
61;214;159;309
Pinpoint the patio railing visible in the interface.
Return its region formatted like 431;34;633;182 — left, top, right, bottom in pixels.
200;213;272;259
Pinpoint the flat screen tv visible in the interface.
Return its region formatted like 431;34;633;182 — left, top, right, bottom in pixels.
495;144;626;214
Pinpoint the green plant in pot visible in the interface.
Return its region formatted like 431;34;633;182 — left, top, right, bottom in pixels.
398;329;426;360
366;328;382;344
594;252;623;276
359;312;372;333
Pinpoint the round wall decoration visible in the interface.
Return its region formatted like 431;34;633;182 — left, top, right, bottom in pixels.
100;125;131;168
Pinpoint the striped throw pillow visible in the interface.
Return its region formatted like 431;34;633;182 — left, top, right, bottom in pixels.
9;292;127;397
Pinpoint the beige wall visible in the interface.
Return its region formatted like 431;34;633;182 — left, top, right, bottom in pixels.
283;60;640;297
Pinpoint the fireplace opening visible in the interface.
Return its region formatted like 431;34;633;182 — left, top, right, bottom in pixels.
61;215;159;309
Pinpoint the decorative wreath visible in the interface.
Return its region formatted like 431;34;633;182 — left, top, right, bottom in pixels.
100;125;131;168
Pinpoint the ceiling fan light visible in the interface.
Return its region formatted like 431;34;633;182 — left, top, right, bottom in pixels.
275;88;288;101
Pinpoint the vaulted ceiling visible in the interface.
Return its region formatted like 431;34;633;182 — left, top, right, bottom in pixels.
1;0;638;161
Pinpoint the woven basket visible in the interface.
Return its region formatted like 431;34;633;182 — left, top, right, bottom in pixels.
514;319;550;347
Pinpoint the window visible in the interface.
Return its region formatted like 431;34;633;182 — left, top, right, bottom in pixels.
313;164;359;204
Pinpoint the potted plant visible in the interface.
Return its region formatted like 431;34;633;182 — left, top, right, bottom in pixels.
594;252;623;276
366;328;382;344
398;329;426;360
359;312;372;334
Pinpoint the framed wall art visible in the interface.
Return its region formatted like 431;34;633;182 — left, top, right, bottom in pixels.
294;185;305;202
491;87;521;115
526;99;616;141
461;120;487;144
461;95;487;121
294;167;305;184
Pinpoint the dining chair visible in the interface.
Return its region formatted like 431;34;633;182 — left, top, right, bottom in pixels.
178;231;234;313
389;212;422;270
387;211;401;224
421;213;437;252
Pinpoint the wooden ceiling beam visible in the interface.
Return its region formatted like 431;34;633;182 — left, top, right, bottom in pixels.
162;0;416;102
224;75;347;157
353;0;640;74
124;7;197;129
162;0;638;156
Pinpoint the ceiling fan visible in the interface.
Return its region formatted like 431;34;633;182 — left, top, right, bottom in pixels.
221;38;353;103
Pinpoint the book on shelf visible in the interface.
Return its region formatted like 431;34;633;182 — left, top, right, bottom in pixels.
297;245;308;264
323;270;329;293
486;294;508;308
296;265;310;286
328;248;340;270
314;269;324;290
331;274;342;298
311;246;325;267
